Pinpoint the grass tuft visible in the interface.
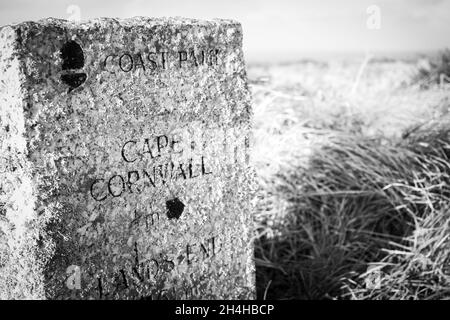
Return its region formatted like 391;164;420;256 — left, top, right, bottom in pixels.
252;60;450;299
412;49;450;88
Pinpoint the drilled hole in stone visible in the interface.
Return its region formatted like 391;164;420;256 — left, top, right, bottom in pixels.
166;198;185;220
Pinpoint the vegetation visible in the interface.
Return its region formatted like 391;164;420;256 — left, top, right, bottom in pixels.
412;49;450;88
251;57;450;299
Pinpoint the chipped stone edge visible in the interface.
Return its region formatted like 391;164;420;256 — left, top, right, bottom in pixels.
0;25;47;299
1;17;243;32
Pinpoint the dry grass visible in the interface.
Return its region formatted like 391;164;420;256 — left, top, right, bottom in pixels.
412;49;450;88
251;57;450;299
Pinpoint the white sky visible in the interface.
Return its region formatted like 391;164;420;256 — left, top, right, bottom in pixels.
1;0;449;62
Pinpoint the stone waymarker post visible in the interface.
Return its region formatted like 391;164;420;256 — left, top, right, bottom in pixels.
0;17;255;299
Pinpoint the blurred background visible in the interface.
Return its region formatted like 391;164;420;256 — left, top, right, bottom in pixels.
1;0;449;63
2;0;450;299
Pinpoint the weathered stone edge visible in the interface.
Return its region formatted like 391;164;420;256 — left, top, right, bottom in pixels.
0;25;47;300
0;16;242;32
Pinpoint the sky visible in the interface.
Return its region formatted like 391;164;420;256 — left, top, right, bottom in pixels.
1;0;449;62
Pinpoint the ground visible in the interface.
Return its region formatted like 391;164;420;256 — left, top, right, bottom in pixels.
249;55;450;299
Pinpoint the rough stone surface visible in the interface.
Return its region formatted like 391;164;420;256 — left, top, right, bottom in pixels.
0;17;255;299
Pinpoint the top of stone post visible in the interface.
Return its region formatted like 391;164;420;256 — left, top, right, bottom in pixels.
1;16;242;32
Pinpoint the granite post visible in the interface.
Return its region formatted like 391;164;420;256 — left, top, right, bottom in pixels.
0;17;255;299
